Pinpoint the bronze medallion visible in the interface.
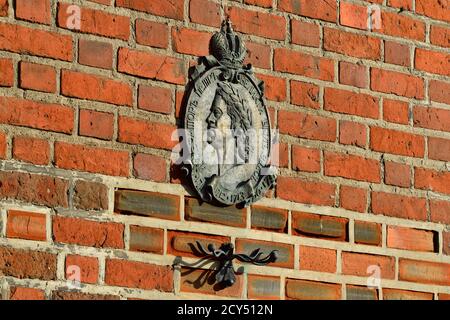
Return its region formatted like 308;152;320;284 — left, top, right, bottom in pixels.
182;19;277;207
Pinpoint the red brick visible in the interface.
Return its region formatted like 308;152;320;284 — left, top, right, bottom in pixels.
0;0;7;16
383;288;433;300
379;11;425;41
57;3;130;40
290;81;320;109
245;41;271;69
118;47;186;85
388;0;412;10
428;137;450;162
342;252;395;279
387;226;435;252
384;41;410;67
440;293;450;300
116;0;184;20
340;186;367;213
339;2;367;30
13;136;50;165
53;216;124;248
65;255;99;284
0;58;13;87
245;0;272;7
172;27;210;56
414;167;450;195
430;25;450;48
79;109;114;140
0;22;72;61
105;259;173;291
180;267;242;297
370;127;424;157
354;221;381;246
236;239;294;268
279;110;336;142
384;161;410;187
339;61;367;88
0;97;74;134
129;225;164;254
133;153;166;182
274;48;334;81
325;152;380;183
228;7;286;41
324;28;381;60
118;116;177;151
88;0;110;4
300;246;336;273
415;48;450;77
399;259;450;286
292;145;320;173
285;279;341;300
175;89;185;119
0;247;56;280
278;0;337;22
257;73;286;102
413;106;450;132
416;0;450;23
62;70;132;106
0;131;6;159
19;62;56;93
251;206;288;232
168;231;230;258
371;191;427;221
78;39;113;69
247;275;280;300
54;142;129;176
16;0;51;24
136;19;168;48
371;68;424;99
138;85;172;114
292;211;347;241
0;171;69;208
6;210;46;241
430;80;450;105
277;177;336;206
189;0;220;27
277;142;289;168
73;180;108;211
9;287;45;300
339;121;366;148
291;20;320;47
444;232;450;255
383;99;409;124
325;88;379;119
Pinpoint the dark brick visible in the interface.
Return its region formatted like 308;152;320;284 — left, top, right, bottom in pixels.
73;180;108;210
52;291;119;300
251;206;288;233
346;285;378;300
0;247;56;280
292;212;348;241
247;275;280;300
286;279;341;300
167;231;230;258
129;225;164;254
354;221;382;246
235;239;294;269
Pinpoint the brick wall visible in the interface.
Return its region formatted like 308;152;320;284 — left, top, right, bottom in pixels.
0;0;449;300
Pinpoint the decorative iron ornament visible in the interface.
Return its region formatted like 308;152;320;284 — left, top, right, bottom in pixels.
194;241;278;287
182;18;277;207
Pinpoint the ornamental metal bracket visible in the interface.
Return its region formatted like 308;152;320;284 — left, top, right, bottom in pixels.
194;241;278;287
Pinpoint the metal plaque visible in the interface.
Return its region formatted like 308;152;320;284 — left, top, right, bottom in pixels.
182;19;277;207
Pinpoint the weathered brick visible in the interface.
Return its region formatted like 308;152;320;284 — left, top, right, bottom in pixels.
0;131;6;159
380;12;425;41
78;39;113;69
383;99;409;124
172;27;210;56
53;216;124;248
430;25;450;48
0;0;7;16
415;48;450;77
129;225;164;254
324;28;381;60
292;145;320;173
6;210;46;241
342;252;395;279
292;211;348;241
73;180;108;211
185;197;246;228
324;152;380;183
290;81;320;109
340;186;367;213
339;121;366;148
278;0;337;22
65;255;99;284
371;68;424;99
133;153;167;182
167;231;230;258
115;189;180;221
0;171;69;207
371;191;427;221
279;110;336;142
79;109;114;140
189;0;220;27
399;259;450;286
354;221;381;246
236;239;294;268
347;285;378;300
444;232;450;256
0;247;56;280
9;287;45;300
429;80;450;105
54;142;129;177
384;161;410;188
180;267;241;297
136;19;168;48
116;0;184;20
370;127;425;157
324;88;379;119
291;20;320;47
388;0;412;10
414;167;450;195
13;136;50;165
339;61;368;88
299;246;336;273
339;2;367;30
387;226;435;252
245;41;271;69
285;279;341;300
430;200;450;225
19;61;56;93
257;73;286;102
277;177;336;206
385;41;410;67
52;291;119;300
138;85;172;114
413;106;450;133
0;58;13;87
16;0;51;24
247;275;280;300
251;206;288;233
0;97;74;134
383;288;433;300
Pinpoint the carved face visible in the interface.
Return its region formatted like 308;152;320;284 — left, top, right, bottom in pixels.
206;94;231;144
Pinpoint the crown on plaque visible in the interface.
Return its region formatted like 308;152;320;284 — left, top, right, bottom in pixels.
210;19;247;68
